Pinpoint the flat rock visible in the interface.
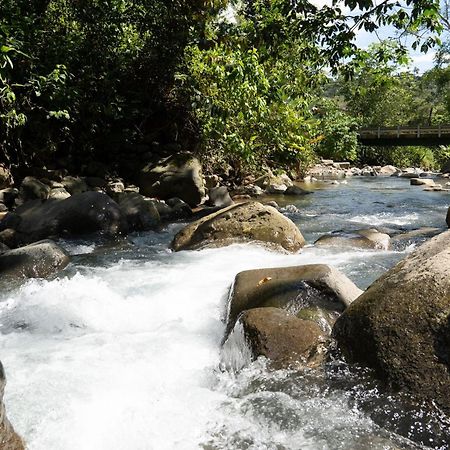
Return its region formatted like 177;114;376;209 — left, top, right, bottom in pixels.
225;264;362;336
315;229;390;250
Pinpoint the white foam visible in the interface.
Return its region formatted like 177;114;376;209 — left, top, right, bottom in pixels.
0;243;407;449
348;212;420;227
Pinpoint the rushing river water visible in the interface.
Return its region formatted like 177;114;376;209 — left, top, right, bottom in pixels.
1;176;450;449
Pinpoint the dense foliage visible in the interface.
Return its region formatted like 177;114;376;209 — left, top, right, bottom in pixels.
0;0;447;177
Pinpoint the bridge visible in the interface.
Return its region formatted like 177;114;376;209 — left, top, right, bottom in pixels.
358;125;450;146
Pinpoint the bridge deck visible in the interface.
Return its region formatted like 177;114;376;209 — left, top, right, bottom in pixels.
358;125;450;146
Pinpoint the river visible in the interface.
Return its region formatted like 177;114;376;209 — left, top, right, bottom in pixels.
0;176;449;449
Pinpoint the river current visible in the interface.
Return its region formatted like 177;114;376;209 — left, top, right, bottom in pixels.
1;176;450;449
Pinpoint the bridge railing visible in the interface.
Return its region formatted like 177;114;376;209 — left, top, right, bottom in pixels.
359;125;450;140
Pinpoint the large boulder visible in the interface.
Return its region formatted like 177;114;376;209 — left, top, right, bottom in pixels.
0;363;24;450
117;192;160;231
0;240;69;279
315;229;391;250
235;307;327;369
138;153;205;207
172;202;305;252
5;191;127;245
20;176;50;201
333;230;450;413
226;264;362;336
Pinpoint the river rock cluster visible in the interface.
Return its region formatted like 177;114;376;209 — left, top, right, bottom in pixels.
2;155;450;444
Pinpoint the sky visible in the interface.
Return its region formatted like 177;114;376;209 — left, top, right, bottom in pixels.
310;0;439;73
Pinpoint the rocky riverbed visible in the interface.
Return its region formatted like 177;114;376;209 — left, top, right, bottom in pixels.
1;160;450;449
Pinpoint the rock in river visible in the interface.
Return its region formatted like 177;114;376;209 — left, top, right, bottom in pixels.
0;362;24;450
0;240;69;279
237;307;327;369
333;230;450;413
138;153;205;207
225;264;362;336
172;201;305;253
3;191;127;245
315;228;391;250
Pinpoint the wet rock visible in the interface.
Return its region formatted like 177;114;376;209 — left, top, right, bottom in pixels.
11;192;127;244
138;153;205;207
172;202;305;253
264;201;279;209
85;177;107;189
0;362;24;450
62;176;88;195
315;229;391;250
410;178;435;187
391;227;442;243
0;242;9;254
166;197;192;220
207;186;233;208
0;239;69;279
237;308;327;369
20;176;50;201
117;192;160;231
226;264;362;336
284;185;309;196
333;230;450;414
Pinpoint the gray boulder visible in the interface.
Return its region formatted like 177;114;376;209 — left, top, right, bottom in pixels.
333;230;450;414
117;192;160;231
10;191;127;244
0;362;24;450
0;240;69;279
172;202;305;253
226;264;362;336
138;153;205;207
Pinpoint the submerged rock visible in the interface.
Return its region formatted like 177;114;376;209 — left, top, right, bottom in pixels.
226;264;362;336
7;191;127;245
0;362;24;450
315;228;390;250
0;239;69;279
172;201;305;253
333;230;450;413
410;178;435;187
236;307;327;369
138;153;205;207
